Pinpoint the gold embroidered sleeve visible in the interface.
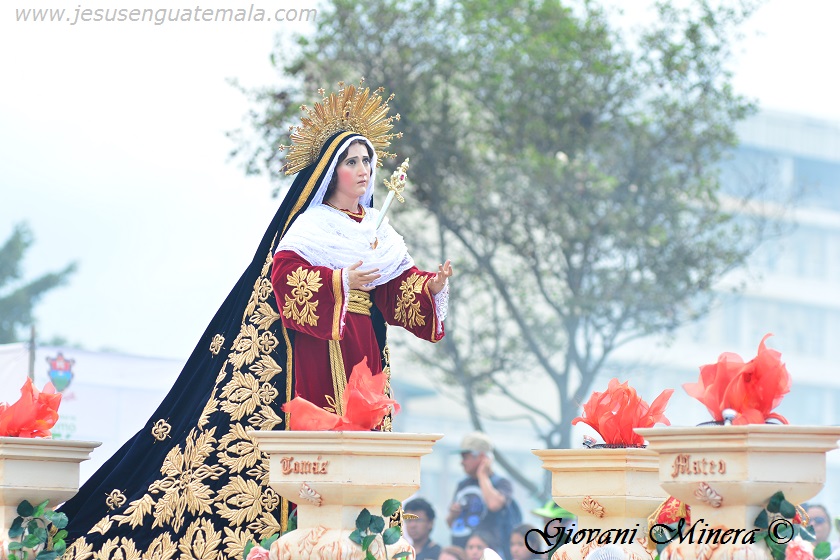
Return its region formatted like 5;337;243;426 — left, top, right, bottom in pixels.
281;266;322;327
394;273;426;329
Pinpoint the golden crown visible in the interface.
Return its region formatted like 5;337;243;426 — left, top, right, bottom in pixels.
279;78;402;175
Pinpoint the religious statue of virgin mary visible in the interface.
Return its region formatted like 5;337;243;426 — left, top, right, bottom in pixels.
60;80;453;559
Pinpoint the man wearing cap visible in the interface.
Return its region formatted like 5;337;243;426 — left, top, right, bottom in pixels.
447;431;517;559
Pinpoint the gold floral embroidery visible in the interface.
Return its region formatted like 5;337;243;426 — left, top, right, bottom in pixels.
65;250;290;557
146;533;178;560
64;538;93;559
216;476;266;526
257;278;273;302
148;428;226;533
282;266;322;326
209;334;225;356
248;510;282;542
219;370;263;421
245;455;271;486
229;325;263;369
323;394;339;414
198;394;219;430
105;490;126;511
247;354;283;383
249;301;280;331
178;518;222;560
222;527;255;560
394;273;426;328
247;405;283;431
88;516;113;535
256;331;279;354
151;419;171;441
112;494;154;529
99;536;143;560
217;424;262;473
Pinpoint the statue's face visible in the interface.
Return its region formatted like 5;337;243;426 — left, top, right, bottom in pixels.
332;142;371;205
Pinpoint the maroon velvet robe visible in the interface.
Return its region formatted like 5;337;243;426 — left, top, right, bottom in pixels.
271;221;443;409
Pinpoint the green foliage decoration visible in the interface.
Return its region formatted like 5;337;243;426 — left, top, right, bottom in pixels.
7;499;69;560
754;491;830;560
349;499;410;560
241;499;409;559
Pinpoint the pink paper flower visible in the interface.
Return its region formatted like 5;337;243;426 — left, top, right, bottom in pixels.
784;536;815;560
572;378;673;446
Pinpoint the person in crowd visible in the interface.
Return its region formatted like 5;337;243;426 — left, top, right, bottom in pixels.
807;504;834;550
405;497;442;560
510;523;543;560
439;546;468;560
447;431;520;558
465;531;498;560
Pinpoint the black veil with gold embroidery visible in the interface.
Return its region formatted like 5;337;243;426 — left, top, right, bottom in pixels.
59;130;390;559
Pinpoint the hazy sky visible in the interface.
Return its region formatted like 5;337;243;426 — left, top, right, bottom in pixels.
1;0;839;359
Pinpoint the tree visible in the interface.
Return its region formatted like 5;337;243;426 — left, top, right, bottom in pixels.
234;0;765;496
0;223;77;343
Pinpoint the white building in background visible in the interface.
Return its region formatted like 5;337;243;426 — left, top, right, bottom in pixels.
1;110;837;546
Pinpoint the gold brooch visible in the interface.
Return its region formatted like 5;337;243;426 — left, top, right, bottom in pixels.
279;78;402;175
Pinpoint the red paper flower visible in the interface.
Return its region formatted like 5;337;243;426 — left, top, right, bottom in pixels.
572;378;673;446
0;379;62;438
683;334;791;425
282;358;400;431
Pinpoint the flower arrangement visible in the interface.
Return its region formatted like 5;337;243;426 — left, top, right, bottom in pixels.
281;358;399;431
0;379;62;438
572;378;673;446
683;334;791;425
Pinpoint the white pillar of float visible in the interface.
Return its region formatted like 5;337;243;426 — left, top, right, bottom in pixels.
0;437;100;540
636;425;840;560
250;431;442;560
533;448;667;560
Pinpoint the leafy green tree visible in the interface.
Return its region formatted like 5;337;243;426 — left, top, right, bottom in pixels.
0;223;76;343
235;0;766;495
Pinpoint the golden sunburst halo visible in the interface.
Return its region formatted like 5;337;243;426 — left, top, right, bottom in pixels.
279;78;402;175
